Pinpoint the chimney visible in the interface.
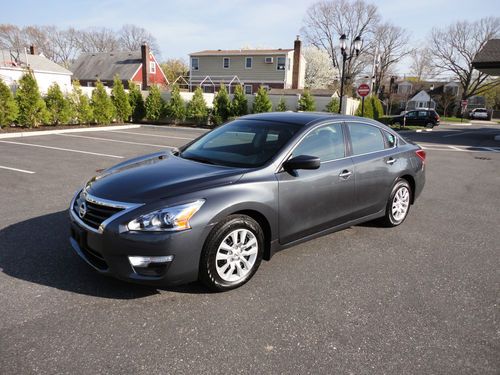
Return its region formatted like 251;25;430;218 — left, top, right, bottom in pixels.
141;43;150;89
29;45;37;55
292;35;302;89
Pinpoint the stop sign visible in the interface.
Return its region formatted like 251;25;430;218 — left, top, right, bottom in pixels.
357;83;370;97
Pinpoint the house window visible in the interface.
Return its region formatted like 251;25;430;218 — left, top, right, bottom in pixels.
277;57;286;70
191;58;199;71
150;61;156;74
245;57;252;69
244;85;253;94
223;57;230;69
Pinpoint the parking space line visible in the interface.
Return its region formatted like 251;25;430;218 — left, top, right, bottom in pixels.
57;133;172;148
0;140;124;158
105;130;194;140
0;165;35;174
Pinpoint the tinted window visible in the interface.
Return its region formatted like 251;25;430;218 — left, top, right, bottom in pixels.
348;124;385;155
292;124;345;161
181;120;300;168
418;111;428;118
406;111;417;119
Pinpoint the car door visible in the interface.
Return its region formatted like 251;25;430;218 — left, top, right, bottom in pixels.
346;122;402;218
405;111;417;125
417;110;429;125
277;123;355;244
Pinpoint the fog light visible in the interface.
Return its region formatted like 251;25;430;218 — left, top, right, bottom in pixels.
128;255;174;268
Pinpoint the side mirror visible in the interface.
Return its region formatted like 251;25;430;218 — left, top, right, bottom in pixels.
283;155;320;171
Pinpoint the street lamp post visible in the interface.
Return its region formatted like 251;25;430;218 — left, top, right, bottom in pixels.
338;34;362;114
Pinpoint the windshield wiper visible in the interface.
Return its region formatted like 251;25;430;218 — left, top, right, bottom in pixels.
181;154;217;165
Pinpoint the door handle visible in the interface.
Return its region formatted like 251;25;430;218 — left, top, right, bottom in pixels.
339;170;352;179
386;158;397;165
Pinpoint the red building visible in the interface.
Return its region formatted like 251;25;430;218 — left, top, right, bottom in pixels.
70;44;168;89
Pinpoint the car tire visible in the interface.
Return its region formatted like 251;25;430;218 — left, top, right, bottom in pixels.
199;215;264;291
378;179;412;227
426;122;434;128
394;121;401;127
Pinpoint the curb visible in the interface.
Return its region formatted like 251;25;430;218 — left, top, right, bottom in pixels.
140;124;209;131
0;125;141;139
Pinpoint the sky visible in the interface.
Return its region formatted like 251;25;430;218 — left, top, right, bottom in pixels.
1;0;498;74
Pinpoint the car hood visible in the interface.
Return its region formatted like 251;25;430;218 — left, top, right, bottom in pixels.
84;151;245;203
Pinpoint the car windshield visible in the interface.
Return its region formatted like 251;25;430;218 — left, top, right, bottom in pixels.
180;119;301;168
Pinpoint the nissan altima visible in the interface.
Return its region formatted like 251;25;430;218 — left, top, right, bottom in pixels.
69;112;425;291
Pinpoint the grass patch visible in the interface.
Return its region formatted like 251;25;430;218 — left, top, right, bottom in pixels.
441;116;465;123
389;124;426;131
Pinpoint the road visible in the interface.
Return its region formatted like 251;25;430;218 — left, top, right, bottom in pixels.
0;122;499;374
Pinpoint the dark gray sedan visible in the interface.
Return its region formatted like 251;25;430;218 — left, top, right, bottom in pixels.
69;112;425;291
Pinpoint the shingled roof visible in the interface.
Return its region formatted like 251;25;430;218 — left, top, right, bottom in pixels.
70;51;142;81
0;49;72;75
472;39;500;75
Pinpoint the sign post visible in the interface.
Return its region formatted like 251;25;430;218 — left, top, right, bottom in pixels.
357;83;371;117
461;99;468;123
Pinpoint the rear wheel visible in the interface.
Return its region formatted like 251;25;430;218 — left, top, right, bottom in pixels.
426;122;434;128
199;215;264;291
379;179;412;227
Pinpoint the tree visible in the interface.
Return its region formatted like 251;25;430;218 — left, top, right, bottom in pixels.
212;85;231;125
301;0;380;89
45;83;72;125
437;90;457;117
325;97;339;113
231;85;248;116
77;27;120;53
303;46;335;89
118;24;159;55
166;84;186;123
128;81;145;122
355;95;383;119
91;81;115;124
0;24;26;52
297;90;316;111
15;72;47;127
186;87;209;125
160;59;189;83
0;80;18;127
276;97;288;112
252;87;273;113
110;76;131;123
145;85;165;122
409;48;437;82
430;17;500;99
69;81;93;124
483;83;500;110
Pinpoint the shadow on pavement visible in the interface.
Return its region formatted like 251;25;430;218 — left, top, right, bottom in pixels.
400;126;500;148
0;210;207;298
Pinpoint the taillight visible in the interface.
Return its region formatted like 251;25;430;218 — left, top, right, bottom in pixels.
416;149;426;163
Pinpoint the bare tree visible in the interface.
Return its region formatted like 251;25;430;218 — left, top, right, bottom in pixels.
303;46;336;89
430;17;500;99
0;24;27;52
409;47;437;81
369;23;412;96
301;0;380;89
52;28;80;67
24;25;57;60
77;27;120;53
118;24;159;55
160;58;189;83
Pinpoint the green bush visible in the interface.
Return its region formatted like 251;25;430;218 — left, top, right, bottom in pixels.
111;76;131;123
128;81;145;123
212;84;231;125
231;85;248;116
186;87;208;125
325;97;339;113
166;84;186;124
276;97;288;111
356;95;384;120
15;72;47;128
297;90;315;111
145;85;165;122
0;80;18;127
91;81;115;125
252;86;272;113
69;81;93;124
45;83;73;125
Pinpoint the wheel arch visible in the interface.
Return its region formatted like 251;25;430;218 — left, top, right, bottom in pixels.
230;209;273;261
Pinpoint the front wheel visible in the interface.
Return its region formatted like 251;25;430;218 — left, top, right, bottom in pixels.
199;215;264;291
379;179;412;227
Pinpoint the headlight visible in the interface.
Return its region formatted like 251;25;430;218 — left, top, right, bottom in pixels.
127;200;205;232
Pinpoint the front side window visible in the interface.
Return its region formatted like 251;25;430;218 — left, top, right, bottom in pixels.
348;123;385;155
223;57;230;69
383;131;397;148
406;111;417;119
292;123;345;162
191;58;199;71
277;57;286;70
245;57;252;69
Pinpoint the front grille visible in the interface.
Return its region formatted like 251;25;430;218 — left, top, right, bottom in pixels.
73;193;124;230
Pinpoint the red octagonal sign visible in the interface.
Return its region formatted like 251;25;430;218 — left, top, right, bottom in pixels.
357;83;371;97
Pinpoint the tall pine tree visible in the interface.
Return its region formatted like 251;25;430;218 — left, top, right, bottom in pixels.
252;86;272;113
145;85;165;122
111;76;131;123
297;90;316;111
128;81;145;123
15;72;47;128
231;85;248;117
45;83;73;125
0;80;18;127
166;84;186;124
69;81;93;124
212;84;231;125
186;87;208;125
91;81;115;125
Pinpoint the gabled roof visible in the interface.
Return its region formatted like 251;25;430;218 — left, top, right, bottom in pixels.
472;39;500;75
0;49;72;75
70;51;142;81
190;49;293;56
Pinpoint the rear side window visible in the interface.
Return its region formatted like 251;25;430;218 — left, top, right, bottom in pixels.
292;123;345;161
418;111;428;118
348;123;385;155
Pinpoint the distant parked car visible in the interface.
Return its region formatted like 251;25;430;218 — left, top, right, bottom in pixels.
390;110;440;128
469;108;489;120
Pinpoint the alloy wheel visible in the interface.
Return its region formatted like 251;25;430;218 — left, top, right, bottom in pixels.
215;229;258;282
391;186;410;222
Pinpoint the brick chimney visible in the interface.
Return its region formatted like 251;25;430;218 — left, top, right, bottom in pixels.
141;43;150;89
292;35;302;89
29;45;37;55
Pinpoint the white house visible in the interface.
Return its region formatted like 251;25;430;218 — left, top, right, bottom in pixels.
0;48;72;94
406;90;436;111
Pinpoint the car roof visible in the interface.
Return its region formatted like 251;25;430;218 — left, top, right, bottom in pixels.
239;112;374;127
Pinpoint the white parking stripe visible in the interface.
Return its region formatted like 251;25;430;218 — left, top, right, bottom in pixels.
105;130;193;140
57;133;172;148
0;165;35;174
0;140;124;158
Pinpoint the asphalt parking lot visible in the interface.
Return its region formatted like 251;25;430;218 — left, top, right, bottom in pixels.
0;122;499;374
